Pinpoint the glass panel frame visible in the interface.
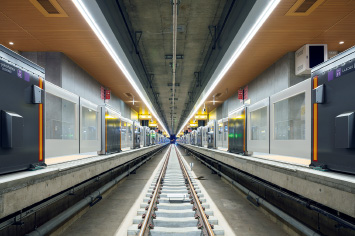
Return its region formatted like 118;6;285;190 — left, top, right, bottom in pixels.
274;93;306;141
80;97;100;153
270;79;311;159
45;82;79;158
247;98;270;154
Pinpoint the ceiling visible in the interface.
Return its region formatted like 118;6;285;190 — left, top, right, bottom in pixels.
0;0;164;128
179;0;355;132
1;0;354;135
120;0;227;133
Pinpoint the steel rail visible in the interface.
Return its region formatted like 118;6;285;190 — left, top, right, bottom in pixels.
175;147;214;236
138;145;172;236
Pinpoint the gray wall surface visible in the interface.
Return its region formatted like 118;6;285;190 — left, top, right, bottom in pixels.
20;51;137;120
20;52;62;87
211;52;308;119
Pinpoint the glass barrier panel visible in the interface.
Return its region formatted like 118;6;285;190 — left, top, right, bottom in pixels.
274;92;305;140
250;106;267;140
46;93;77;140
81;107;98;140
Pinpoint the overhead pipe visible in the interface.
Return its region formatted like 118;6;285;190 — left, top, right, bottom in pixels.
171;0;178;133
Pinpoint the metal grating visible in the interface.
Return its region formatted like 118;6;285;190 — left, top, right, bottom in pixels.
37;0;59;14
214;92;222;98
124;92;133;98
286;0;325;16
295;0;317;13
168;83;180;86
30;0;68;17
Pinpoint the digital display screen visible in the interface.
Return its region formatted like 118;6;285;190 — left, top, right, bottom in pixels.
309;45;325;68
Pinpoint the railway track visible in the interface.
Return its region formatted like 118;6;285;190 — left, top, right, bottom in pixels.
128;145;224;235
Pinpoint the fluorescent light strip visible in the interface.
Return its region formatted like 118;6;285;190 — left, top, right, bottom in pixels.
177;0;280;134
72;0;169;135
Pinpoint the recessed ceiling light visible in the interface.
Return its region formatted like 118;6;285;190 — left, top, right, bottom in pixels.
9;42;14;45
339;41;344;45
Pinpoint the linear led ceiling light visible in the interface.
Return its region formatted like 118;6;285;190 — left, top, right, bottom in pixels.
72;0;169;134
177;0;280;134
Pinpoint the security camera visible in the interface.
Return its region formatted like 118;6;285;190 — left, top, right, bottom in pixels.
203;108;206;112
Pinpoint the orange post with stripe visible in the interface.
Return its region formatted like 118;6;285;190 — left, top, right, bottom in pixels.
243;109;246;153
313;76;318;162
105;111;108;153
39;78;44;162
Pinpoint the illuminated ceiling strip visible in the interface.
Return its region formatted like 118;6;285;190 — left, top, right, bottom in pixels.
72;0;169;135
178;0;280;134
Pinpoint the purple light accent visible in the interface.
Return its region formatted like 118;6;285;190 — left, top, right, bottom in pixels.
24;72;30;82
328;71;334;81
17;69;22;78
336;68;341;77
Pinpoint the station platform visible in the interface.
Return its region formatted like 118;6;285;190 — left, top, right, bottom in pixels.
179;144;355;218
0;145;163;220
58;146;168;236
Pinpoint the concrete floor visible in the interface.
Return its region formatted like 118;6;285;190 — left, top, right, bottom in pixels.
58;149;167;236
59;145;290;236
177;146;290;236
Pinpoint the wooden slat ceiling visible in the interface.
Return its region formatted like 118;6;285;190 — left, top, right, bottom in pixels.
182;0;355;132
0;0;160;123
0;0;354;134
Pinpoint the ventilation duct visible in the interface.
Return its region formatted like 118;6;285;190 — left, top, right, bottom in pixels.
286;0;325;16
30;0;68;17
124;93;133;98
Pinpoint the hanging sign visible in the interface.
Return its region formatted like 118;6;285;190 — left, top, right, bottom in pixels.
101;86;105;100
244;86;248;100
105;90;111;100
238;89;243;100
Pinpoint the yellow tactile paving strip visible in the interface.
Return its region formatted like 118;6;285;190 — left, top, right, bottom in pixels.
253;153;311;166
45;154;97;165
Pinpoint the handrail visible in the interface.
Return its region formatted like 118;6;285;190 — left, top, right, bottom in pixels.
175;147;215;236
138;145;171;236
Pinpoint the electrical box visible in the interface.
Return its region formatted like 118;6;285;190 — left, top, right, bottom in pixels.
191;130;196;145
311;46;355;174
133;121;141;149
99;105;121;154
0;45;45;174
228;107;247;155
150;130;156;145
145;127;151;146
295;44;328;75
207;120;216;149
197;127;202;147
